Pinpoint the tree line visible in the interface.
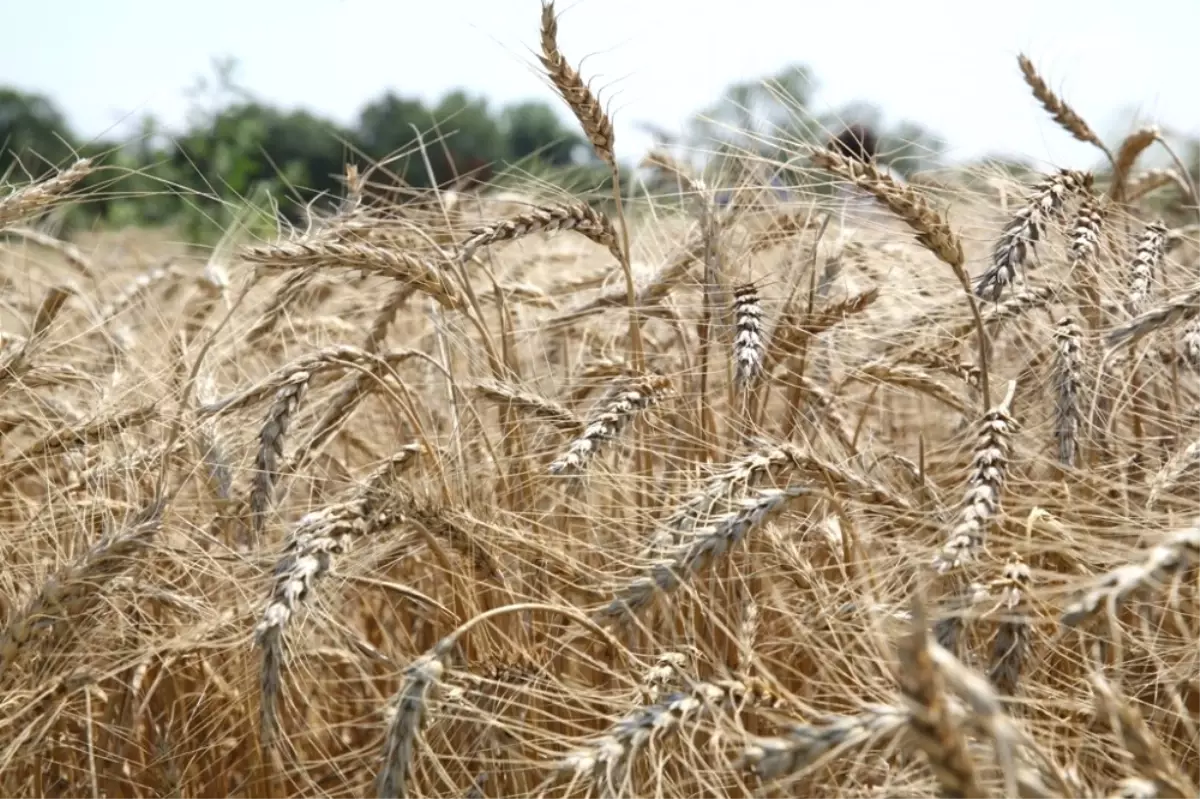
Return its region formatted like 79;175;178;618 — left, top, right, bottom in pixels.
1;58;953;241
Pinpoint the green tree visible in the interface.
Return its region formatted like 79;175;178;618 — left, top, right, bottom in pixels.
355;91;429;185
500;101;581;165
0;88;77;177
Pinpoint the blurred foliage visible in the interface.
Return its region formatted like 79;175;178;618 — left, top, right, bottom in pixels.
681;63;948;191
4;56;1192;244
0;58;593;243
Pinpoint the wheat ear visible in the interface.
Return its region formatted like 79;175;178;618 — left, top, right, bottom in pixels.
471;380;584;432
596;486;814;625
1061;519;1200;628
809;146;996;407
1106;284;1200;352
548;374;672;476
731;283;766;390
897;595;984;798
1110;127;1160;202
809;147;964;268
1146;436;1200;510
0;499;165;680
1053;317;1084;468
1017;54;1111;158
257;445;422;749
977;169;1092;301
1090;671;1197;798
240;238;463;310
537;2;614;165
0;158;94;229
1126;221;1168;315
987;554;1033;696
934;380;1019;574
459;202;621;265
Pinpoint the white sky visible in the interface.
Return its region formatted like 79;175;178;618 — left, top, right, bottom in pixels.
3;0;1197;171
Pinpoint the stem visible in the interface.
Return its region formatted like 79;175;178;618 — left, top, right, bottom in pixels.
1156;135;1200;217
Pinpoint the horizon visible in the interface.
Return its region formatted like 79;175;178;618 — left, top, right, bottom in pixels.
3;0;1198;172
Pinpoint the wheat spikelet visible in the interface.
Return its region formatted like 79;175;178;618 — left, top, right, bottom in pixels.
1126;169;1191;201
1061;519;1200;628
896;596;984;798
555;677;778;794
1106;284;1200;352
1179;320;1200;371
842;361;973;416
809;147;964;269
987;554;1033;696
0;158;94;229
1090;672;1197;798
98;262;184;323
0;499;165;680
1017;54;1109;155
649;440;807;557
731;283;765;390
1146;436;1200;510
641;150;707;195
458;202;621;265
377;649;448;799
740;704;909;782
292;286;418;471
240;238;464;310
934;381;1019;574
0;403;157;483
245;268;320;343
547;239;699;327
770;286;880;363
1053;317;1085;467
1110;127;1160;201
538;2;615;165
471;380;584;432
977;169;1092;301
256;445;422;749
249;373;308;540
596;486;815;625
1126;221;1168;315
2;226;96;280
548;374;671;476
198;345;398;417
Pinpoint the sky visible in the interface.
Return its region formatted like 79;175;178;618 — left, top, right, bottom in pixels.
3;0;1198;171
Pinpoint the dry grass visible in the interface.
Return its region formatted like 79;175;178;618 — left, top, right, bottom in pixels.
0;12;1197;799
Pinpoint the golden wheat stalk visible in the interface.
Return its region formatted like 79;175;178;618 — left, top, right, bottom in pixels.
1126;221;1168;315
977;169;1092;301
458;202;621;265
257;446;423;749
934;380;1019;574
537;2;614;165
548;374;672;476
0;158;94;230
1017;54;1111;158
731;283;766;390
1061;519;1200;628
241;238;464;310
1053;317;1085;467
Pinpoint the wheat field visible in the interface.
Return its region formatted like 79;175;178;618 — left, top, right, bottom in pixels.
0;4;1198;798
